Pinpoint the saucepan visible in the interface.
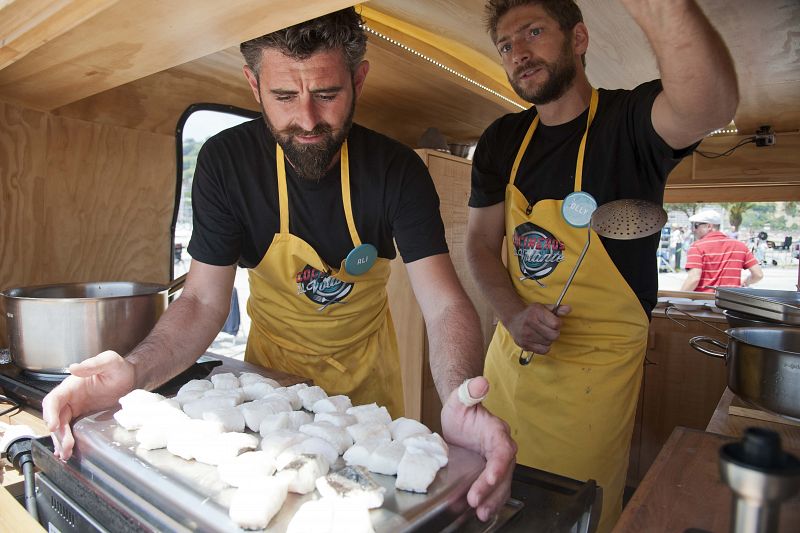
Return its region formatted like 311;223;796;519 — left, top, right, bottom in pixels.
689;326;800;421
0;275;186;378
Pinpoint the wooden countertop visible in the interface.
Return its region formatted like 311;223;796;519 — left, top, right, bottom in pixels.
0;354;310;531
615;389;800;532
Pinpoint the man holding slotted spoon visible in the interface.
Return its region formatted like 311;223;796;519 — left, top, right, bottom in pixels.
466;1;738;531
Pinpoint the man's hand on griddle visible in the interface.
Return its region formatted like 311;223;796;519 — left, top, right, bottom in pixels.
42;350;135;460
440;376;517;521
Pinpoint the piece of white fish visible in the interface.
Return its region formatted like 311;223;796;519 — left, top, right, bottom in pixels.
193;432;259;466
299;422;353;455
228;476;289;530
388;417;431;442
218;450;276;487
312;395;353;414
286;497;374;533
395;449;442;493
276;453;329;494
297;386;328;411
366;440;406;476
316;465;386;509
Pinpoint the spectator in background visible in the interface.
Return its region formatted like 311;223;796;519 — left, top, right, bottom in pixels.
670;225;685;270
680;209;763;292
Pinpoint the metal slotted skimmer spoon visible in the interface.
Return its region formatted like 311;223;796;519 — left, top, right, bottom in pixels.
518;199;668;365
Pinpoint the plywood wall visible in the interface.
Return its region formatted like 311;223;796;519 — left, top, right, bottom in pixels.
388;149;495;426
0;100;175;344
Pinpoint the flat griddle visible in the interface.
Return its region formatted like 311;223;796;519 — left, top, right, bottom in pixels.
40;408;487;532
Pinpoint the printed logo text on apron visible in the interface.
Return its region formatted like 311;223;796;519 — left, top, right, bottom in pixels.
513;222;565;282
295;265;353;311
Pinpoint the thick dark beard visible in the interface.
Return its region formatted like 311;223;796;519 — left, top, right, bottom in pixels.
262;92;356;182
509;36;577;105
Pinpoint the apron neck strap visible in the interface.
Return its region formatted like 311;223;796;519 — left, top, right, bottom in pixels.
275;140;362;246
339;141;362;247
509;87;599;192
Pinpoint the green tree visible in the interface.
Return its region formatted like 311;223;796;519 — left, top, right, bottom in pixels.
665;203;699;218
725;202;754;231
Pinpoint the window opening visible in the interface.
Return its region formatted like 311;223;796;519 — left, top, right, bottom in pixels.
173;104;260;357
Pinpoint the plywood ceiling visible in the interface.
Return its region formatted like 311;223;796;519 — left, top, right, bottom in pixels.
1;0;797;143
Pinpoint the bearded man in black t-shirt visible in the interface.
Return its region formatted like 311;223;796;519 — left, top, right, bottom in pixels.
465;1;738;531
43;8;515;520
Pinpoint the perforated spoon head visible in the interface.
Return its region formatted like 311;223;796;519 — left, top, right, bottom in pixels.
590;199;667;240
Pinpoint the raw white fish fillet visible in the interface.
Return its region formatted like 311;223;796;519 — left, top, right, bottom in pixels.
315;412;358;428
260;411;313;434
183;396;238;419
210;373;240;390
299;422;353;455
259;412;290;433
228;476;289;530
270;387;302;410
287;497;375;533
403;432;449;467
160;398;181;410
202;406;246;433
260;429;308;460
238;372;280;388
277;437;339;468
241;381;275;401
287;382;309;392
316;465;386;508
287;410;314;429
118;389;165;410
240;398;292;431
366;440;406;476
166;419;225;460
177;379;213;395
346;422;391;444
312;395;353;414
114;399;186;430
388;417;431;441
202;388;245;405
134;408;191;450
174;390;204;406
346;404;392;425
297;385;328;411
276;453;329;494
194;432;259;466
395;449;441;493
342;439;384;468
218;450;276;487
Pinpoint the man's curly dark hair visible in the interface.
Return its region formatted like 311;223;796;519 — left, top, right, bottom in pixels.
240;8;367;79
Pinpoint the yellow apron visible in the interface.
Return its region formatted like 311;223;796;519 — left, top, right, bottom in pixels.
483;89;649;533
245;141;404;418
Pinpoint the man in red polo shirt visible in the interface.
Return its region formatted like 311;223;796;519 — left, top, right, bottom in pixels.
680;209;763;292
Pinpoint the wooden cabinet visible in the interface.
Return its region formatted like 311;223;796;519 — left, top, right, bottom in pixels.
626;309;729;486
387;149;495;430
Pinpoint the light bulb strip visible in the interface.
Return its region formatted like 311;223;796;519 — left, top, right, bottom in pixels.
363;24;526;111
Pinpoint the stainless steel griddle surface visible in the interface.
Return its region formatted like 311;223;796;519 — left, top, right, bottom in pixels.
62;409;485;532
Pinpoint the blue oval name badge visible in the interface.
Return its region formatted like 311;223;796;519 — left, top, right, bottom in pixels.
345;243;378;275
562;192;597;228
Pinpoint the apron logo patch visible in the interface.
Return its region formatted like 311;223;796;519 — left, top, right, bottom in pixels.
513;222;565;281
295;265;354;311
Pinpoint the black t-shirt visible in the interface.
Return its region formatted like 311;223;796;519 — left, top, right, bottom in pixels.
188;120;448;269
469;80;696;315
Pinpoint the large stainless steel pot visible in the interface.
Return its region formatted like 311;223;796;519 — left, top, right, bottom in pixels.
690;327;800;421
1;276;185;377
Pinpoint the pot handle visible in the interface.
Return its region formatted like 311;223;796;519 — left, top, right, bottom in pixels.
166;274;187;297
689;335;728;359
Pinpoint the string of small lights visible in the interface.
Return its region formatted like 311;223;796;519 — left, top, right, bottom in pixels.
362;24;527;111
